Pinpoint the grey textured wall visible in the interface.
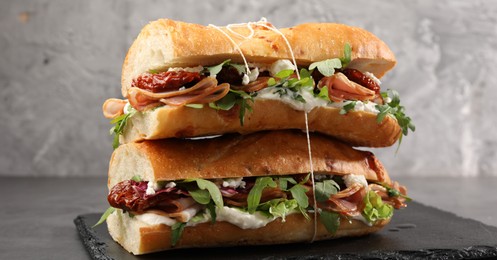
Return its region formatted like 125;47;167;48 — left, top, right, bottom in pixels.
1;0;496;177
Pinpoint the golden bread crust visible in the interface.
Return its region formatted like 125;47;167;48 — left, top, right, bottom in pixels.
121;19;396;97
121;99;401;147
108;130;391;188
107;209;389;255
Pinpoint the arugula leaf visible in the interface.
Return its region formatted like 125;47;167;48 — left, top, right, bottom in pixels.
109;106;136;149
193;179;224;209
298;205;311;220
277;176;297;191
171;222;186;247
230;63;246;75
376;104;392;123
205;59;247;77
188;189;211;204
340;101;357;115
177;179;222;224
341;43;352;68
238;98;251;125
247;177;277;213
275;69;295;78
319;210;341;234
314;179;340;202
205;59;231;77
209;93;237;111
148;69;160;74
375;89;416;140
265;69;314;104
130;175;142;182
316;86;331;101
362;190;393;223
209;89;255;126
206;202;217;223
93;207;115;228
300;173;311;184
309;58;342;77
289;184;309;209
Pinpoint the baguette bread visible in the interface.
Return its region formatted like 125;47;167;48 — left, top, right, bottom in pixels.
110;19;404;147
107;208;389;255
120;98;401;147
101;19;409;255
108;130;391;188
121;19;396;97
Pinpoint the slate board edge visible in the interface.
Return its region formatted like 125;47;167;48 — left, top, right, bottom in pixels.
74;216;114;260
74;213;497;260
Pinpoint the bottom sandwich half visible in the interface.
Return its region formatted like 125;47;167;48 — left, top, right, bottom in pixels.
99;130;409;255
107;208;390;254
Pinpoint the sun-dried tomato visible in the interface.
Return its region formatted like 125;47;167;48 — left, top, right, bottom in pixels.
107;180;183;213
132;71;203;93
340;68;380;93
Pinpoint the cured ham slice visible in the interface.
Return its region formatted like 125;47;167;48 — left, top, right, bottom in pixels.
318;73;376;102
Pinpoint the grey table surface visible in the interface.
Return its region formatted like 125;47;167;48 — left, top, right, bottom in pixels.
0;176;496;260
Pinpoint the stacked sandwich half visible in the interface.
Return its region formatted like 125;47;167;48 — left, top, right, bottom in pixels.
98;19;414;255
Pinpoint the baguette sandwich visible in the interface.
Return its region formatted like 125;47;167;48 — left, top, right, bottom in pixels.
102;19;414;148
98;130;409;255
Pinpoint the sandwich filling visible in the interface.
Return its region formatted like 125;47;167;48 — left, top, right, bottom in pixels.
103;46;415;149
98;174;408;246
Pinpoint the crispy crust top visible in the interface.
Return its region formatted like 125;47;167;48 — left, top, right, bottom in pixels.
121;19;396;97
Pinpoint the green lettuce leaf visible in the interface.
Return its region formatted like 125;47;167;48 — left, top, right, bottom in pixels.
362;190;393;223
268;199;298;222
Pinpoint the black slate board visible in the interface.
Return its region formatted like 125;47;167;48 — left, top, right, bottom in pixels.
75;201;497;259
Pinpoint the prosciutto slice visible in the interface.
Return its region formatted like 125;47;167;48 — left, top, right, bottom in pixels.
127;77;230;111
318;72;376;102
102;98;127;119
231;77;270;93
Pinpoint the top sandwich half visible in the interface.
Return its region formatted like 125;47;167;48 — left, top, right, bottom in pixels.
103;19;414;148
